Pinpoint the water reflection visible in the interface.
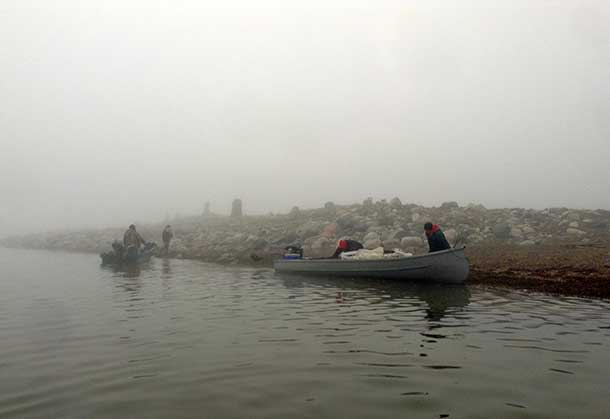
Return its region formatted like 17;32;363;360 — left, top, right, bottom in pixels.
161;258;171;277
280;275;470;322
101;263;144;278
2;248;610;419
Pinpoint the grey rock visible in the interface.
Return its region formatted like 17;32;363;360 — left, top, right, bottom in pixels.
519;240;536;246
401;236;423;248
493;223;511;239
252;238;268;250
382;239;401;249
444;228;457;244
440;201;459;209
312;237;331;250
364;239;382;250
510;227;524;239
336;214;355;230
324;201;336;213
390;197;402;208
297;221;325;238
566;228;586;236
467;234;484;244
363;232;380;243
521;225;536;236
389;228;409;241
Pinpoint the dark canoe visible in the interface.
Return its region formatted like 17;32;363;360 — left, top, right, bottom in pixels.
100;245;156;266
273;247;470;283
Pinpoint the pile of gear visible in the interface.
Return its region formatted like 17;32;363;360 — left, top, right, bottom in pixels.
340;247;413;260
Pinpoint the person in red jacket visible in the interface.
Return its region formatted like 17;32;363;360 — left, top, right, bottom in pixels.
330;239;364;258
424;222;451;253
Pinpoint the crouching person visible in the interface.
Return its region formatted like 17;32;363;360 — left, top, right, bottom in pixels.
330;239;364;258
424;222;451;253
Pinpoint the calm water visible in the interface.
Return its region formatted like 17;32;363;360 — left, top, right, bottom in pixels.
0;248;609;419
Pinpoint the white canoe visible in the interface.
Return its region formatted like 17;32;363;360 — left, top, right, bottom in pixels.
273;247;470;284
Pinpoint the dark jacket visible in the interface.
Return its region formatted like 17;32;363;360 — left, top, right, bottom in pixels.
426;225;451;253
331;239;364;258
123;228;145;249
162;227;173;243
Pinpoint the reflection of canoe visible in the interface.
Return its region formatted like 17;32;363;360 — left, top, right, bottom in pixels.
274;247;469;283
280;276;471;322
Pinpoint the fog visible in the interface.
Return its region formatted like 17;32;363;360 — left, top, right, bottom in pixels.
1;0;609;236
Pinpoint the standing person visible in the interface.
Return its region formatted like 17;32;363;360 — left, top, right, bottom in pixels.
424;222;451;253
123;224;146;261
162;225;173;254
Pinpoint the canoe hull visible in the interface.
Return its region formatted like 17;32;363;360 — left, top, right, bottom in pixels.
273;247;469;284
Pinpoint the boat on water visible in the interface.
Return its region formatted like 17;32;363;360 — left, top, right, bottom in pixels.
100;242;158;266
273;247;470;283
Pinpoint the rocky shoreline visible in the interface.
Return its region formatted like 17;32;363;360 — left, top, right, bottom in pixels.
3;199;609;298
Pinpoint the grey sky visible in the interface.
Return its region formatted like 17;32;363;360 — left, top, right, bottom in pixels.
1;0;609;235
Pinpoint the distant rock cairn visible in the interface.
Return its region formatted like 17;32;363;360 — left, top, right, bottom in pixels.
203;201;211;216
231;199;243;217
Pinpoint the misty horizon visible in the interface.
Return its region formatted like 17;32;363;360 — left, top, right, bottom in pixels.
2;0;609;237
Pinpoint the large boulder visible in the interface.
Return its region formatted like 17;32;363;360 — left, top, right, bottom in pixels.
521;225;536;236
252;238;268;250
390;197;403;208
510;227;524;239
322;223;338;238
562;211;581;222
324;201;336;214
493;223;511;239
363;232;380;243
336;214;356;230
440;201;459;210
444;228;457;244
389;228;409;241
467;234;484;244
566;228;586;237
297;221;325;238
364;238;382;250
382;239;401;250
289;206;301;218
310;237;333;258
401;236;423;248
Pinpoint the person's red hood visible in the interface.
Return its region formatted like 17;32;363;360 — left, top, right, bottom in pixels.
426;224;441;237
